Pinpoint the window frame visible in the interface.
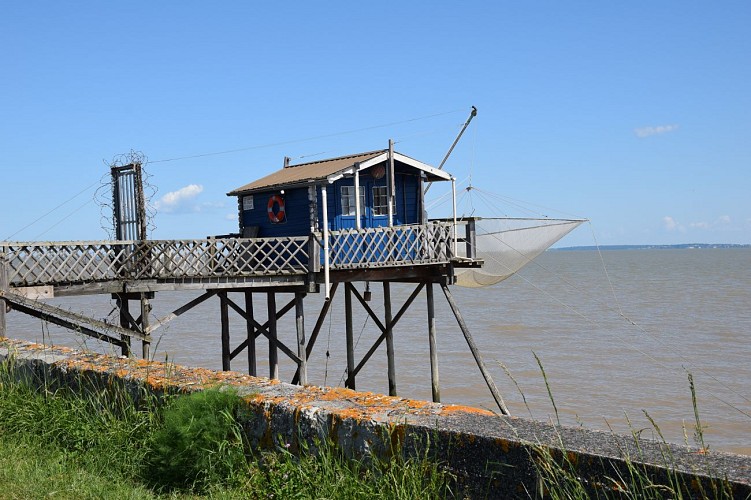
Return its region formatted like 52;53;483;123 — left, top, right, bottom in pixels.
340;185;365;216
372;186;388;216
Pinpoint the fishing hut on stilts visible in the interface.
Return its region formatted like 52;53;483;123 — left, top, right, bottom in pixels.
0;110;584;414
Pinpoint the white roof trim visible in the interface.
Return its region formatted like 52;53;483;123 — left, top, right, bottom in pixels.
392;152;452;180
325;152;451;183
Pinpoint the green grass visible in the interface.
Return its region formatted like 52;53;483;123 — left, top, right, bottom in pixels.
0;349;741;499
0;356;455;499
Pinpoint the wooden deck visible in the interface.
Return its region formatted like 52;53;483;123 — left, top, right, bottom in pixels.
0;220;505;411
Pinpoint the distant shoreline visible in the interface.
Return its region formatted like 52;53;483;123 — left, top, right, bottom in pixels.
554;243;751;251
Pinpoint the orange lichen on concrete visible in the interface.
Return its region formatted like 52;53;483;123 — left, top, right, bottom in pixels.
440;404;496;417
1;338;497;424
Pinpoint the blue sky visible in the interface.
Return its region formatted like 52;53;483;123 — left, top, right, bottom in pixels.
2;2;749;246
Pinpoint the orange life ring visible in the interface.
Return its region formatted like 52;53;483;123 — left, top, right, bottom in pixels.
267;195;285;223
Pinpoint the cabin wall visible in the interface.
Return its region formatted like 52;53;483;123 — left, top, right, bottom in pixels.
236;163;430;236
240;187;311;238
319;167;422;231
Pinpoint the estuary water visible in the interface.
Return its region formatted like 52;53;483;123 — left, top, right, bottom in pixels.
7;248;751;455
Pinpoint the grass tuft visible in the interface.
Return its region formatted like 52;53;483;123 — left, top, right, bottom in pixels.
144;388;247;492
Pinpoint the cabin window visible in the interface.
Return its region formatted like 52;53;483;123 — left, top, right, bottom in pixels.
341;186;365;216
372;186;388;216
242;195;254;210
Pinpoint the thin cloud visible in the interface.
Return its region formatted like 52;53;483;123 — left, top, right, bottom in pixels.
635;124;679;138
153;184;204;213
670;215;735;233
662;216;683;232
690;216;732;230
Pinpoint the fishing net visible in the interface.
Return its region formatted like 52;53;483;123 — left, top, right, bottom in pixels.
454;218;584;287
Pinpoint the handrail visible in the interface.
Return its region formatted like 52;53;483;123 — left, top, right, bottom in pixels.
1;223;463;288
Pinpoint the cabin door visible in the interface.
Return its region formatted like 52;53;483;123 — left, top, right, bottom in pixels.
367;180;389;228
336;180;389;229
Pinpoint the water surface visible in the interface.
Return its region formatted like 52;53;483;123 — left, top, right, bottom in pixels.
9;248;751;455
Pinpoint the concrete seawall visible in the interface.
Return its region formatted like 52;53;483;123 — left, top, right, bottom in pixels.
1;338;749;498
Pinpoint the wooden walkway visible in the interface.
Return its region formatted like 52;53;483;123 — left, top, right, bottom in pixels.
1;221;457;294
0;220;508;413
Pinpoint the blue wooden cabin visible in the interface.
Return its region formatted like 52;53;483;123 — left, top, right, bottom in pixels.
227;149;453;239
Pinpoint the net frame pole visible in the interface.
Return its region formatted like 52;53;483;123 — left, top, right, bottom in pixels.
441;282;510;415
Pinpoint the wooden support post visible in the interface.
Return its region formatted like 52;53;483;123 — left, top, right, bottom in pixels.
117;295;131;357
345;283;355;390
0;253;7;339
295;292;307;385
426;282;441;403
441;283;510;415
466;218;477;259
220;292;230;371
291;282;338;385
245;291;256;376
140;294;151;360
267;292;278;379
350;283;424;381
383;282;397;396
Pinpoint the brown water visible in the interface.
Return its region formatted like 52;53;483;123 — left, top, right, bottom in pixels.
8;248;751;455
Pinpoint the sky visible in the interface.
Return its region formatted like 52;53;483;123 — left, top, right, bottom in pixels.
1;2;749;247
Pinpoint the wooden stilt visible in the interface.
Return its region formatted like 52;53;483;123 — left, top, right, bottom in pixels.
220;292;230;371
245;291;256;376
349;283;424;380
295;292;307;385
426;282;441;403
267;292;278;379
290;283;338;385
117;295;131;357
0;254;8;339
345;283;355;390
441;283;510;415
140;294;151;360
383;282;397;396
305;282;338;358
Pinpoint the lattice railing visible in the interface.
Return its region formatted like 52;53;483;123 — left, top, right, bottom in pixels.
327;222;455;269
1;237;310;287
1;223;459;287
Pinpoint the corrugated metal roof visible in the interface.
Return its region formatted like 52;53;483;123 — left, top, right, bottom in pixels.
227;149;450;196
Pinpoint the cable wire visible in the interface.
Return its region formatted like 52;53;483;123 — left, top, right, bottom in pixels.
149;109;465;164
